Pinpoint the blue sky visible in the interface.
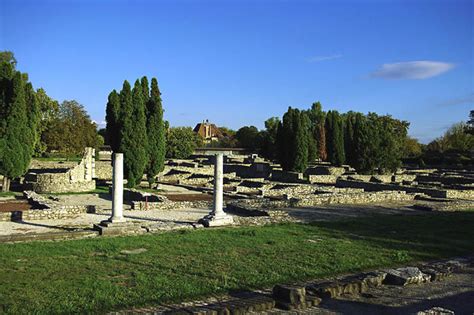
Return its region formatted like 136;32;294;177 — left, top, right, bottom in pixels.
1;0;472;143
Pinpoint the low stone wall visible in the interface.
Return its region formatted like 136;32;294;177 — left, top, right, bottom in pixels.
27;174;96;193
370;175;393;183
305;166;345;176
336;179;447;198
416;175;474;186
12;206;89;221
0;191;92;222
122;188;167;202
95;161;112;180
271;170;307;183
296;191;415;207
229;190;417;211
392;174;417;183
445;189;474;200
308;175;338;184
25;148;96;193
131;200;212;210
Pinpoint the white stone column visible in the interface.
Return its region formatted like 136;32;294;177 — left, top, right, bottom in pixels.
110;153;125;223
199;153;233;227
213;153;224;216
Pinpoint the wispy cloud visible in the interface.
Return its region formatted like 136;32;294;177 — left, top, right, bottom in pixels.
437;93;474;106
307;54;342;63
370;61;455;79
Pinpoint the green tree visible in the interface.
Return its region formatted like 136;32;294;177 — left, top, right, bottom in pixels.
403;136;423;158
216;127;238;148
276;107;296;170
0;51;16;68
260;117;280;159
343;111;357;167
276;107;310;171
105;90;121;152
145;77;166;186
140;76;150;104
325;110;345;166
166;127;202;159
293;110;310;172
0;62;39;191
34;88;59;156
235;126;262;150
42;100;100;155
118;80;148;187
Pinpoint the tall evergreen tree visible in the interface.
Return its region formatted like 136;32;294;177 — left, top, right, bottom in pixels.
0;63;38;191
145;77;166;185
325;110;345;166
140;76;150;105
343;111;357;167
293;110;310;172
105;90;121;152
276;107;296;170
118;80;147;187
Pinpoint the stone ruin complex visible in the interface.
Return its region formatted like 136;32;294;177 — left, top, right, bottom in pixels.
1;148;473;226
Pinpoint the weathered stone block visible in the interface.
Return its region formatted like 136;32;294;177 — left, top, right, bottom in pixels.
272;284;306;305
384;267;430;286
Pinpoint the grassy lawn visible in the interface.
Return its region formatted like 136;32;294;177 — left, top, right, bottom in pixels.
0;212;473;314
34;156;82;162
45;185;110;196
0;191;20;198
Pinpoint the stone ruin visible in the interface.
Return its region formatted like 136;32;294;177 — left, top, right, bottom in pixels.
24;147;97;193
154;153;474;215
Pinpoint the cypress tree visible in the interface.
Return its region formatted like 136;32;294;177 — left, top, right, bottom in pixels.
105;90;121;152
325;110;345;166
0;67;33;191
344;111;357;167
277;107;296;170
293;110;309;172
141;76;150;105
118;80;148;187
353;113;370;172
145;77;166;185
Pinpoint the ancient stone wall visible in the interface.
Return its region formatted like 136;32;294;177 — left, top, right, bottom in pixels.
131;200;212;210
25;148;96;193
336;179;447;198
95;161;113;180
228;190;417;211
271;170;307;183
308;175;338;184
0;191;92;222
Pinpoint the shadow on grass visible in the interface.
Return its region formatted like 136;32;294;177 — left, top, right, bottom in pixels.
308;212;474;259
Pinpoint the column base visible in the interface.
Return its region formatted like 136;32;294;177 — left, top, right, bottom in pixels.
93;219;141;236
198;213;234;227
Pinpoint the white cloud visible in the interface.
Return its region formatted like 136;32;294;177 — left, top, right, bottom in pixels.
371;61;455;79
307;54;342;63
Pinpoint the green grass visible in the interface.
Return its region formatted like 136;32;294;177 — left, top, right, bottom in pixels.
45;186;110;196
0;191;20;198
1;212;474;314
34;156;82;162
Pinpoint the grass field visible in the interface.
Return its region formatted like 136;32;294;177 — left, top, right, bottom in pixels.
46;185;110;196
1;212;473;314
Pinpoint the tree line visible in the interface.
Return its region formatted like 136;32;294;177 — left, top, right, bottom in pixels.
227;102;410;174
